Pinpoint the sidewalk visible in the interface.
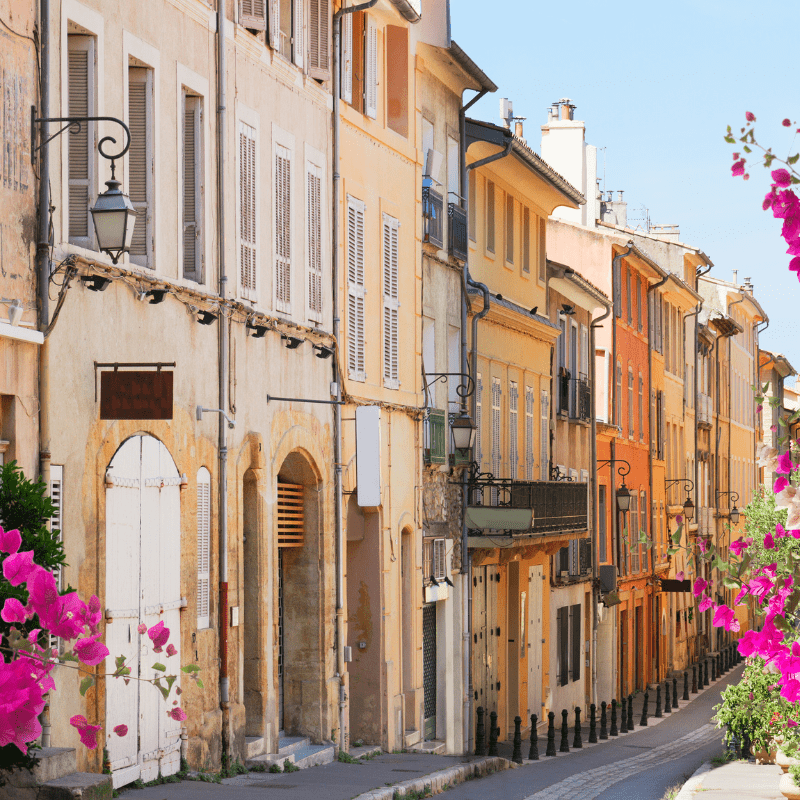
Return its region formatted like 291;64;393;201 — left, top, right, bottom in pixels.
676;760;784;800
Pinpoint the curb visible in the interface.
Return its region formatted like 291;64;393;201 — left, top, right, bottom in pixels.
351;756;514;800
674;760;713;800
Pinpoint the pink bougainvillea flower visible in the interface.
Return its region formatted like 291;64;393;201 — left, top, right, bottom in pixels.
772;169;793;189
69;715;88;729
775;523;788;539
791;257;800;274
84;596;102;635
746;111;756;121
1;597;28;624
147;621;170;650
775;476;790;494
730;538;749;556
732;159;746;176
713;604;736;630
792;528;800;540
166;643;177;657
699;595;714;613
782;679;800;703
3;550;37;586
697;537;709;554
783;119;792;127
137;623;147;635
73;635;110;667
764;531;776;550
0;527;22;555
69;715;102;749
675;571;685;582
168;707;188;722
675;514;683;525
749;575;775;603
693;577;708;597
113;724;128;737
735;585;750;605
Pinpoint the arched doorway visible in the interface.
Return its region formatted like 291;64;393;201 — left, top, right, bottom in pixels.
104;435;182;788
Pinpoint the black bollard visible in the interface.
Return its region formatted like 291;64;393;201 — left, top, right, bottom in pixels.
723;648;728;672
529;714;539;760
620;697;628;734
717;652;722;676
560;709;570;752
627;693;635;731
573;707;583;749
600;702;608;739
673;677;678;709
475;706;486;756
640;691;649;727
663;681;670;714
589;704;598;744
546;711;556;757
610;699;618;736
704;658;709;687
488;711;498;756
655;684;662;717
512;716;523;764
683;671;690;701
710;657;716;682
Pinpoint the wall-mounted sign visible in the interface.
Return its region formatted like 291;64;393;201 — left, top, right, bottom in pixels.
466;506;533;531
100;370;173;420
659;579;691;593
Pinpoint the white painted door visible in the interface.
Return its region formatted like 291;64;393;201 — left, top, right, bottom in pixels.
105;436;182;789
527;566;543;720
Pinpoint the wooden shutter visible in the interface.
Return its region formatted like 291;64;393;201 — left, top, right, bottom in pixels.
269;0;281;50
538;217;546;281
196;468;211;628
307;164;322;321
539;389;548;480
308;0;330;79
522;206;530;273
509;381;518;480
558;607;569;686
505;193;514;263
239;121;257;299
48;466;64;651
432;538;445;580
240;0;267;30
68;37;93;247
341;10;353;103
275;144;292;313
293;0;304;68
486;181;495;253
659;390;666;458
128;68;152;267
382;213;399;389
346;196;365;381
364;14;377;119
613;256;622;317
491;377;501;480
475;373;482;464
570;603;581;682
525;386;534;480
183;96;202;282
277;482;304;547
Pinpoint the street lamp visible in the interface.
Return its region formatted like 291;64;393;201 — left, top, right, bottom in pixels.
450;410;476;455
91;167;136;264
616;482;632;513
715;490;741;524
665;478;695;522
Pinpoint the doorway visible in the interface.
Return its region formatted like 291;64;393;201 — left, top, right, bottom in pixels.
422;604;436;740
526;566;543;720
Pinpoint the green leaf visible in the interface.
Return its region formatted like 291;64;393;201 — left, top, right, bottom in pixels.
792;176;800;185
744;145;752;153
181;664;201;674
739;554;751;576
62;652;79;663
667;547;679;556
115;655;126;670
195;679;204;689
165;675;177;693
788;153;799;165
724;134;735;143
722;577;740;589
773;615;791;632
152;662;167;672
672;530;683;544
80;676;94;697
153;677;170;700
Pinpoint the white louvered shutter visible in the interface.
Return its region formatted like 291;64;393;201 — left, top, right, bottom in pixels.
433;539;445;581
240;0;267;30
308;0;330;80
540;389;549;480
196;468;211;629
341;10;353;103
382;214;399;389
346;196;365;381
48;466;64;651
364;15;377;119
275;144;292;313
183;96;202;282
475;373;483;464
68;37;94;248
491;378;501;504
307;164;322;321
128;68;152;267
509;381;518;480
525;386;534;480
239;121;257;299
293;0;304;68
269;0;281;50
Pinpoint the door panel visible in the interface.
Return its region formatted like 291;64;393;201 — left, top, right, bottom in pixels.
527;566;542;720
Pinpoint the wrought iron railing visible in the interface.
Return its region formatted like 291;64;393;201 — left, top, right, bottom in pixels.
558;371;570;414
422;185;444;248
448;202;467;261
575;377;591;421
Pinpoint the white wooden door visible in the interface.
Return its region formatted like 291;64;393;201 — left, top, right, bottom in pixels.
472;567;487;709
105;436;182;788
527;566;543;720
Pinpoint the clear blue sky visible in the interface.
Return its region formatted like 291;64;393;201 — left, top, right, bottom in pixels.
451;0;797;376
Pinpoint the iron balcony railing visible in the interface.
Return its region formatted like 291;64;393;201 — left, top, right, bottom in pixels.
448;202;468;261
558;372;591;421
422;185;444;248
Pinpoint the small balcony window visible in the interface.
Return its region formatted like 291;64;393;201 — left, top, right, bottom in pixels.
424;408;447;464
422;184;444;248
448;201;467;261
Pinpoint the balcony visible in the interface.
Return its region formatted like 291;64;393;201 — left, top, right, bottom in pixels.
424;409;447;464
558;372;591;422
697;392;712;428
448;202;468;261
422;185;444;248
697;506;714;538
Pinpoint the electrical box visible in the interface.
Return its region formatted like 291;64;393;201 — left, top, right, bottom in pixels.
230;606;239;627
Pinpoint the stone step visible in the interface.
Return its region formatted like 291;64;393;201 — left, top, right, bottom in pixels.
39;772;113;800
292;742;335;769
404;729;421;748
33;748;78;784
278;735;310;757
245;736;265;759
245;751;296;771
409;739;446;755
350;745;382;759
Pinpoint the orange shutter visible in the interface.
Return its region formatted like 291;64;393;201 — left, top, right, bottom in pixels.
277;482;304;547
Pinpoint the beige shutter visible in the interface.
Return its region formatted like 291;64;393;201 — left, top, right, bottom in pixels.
277;482;304;547
308;0;330;80
509;381;518;479
128;68;152;267
238;121;257;299
540;389;549;480
293;0;304;68
275;144;292;313
475;373;483;465
346;196;365;381
432;539;446;580
240;0;267;29
364;14;377;119
48;465;64;651
183;95;203;282
525;385;534;480
67;36;93;247
382;213;399;389
307;164;322;321
341;9;353;103
269;0;281;50
491;377;501;503
196;468;211;629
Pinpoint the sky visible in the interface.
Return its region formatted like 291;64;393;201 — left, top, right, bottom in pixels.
451;0;798;376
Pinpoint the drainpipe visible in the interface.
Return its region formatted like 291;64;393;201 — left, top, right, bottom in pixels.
590;299;612;708
755;317;769;488
332;0;377;755
216;0;231;763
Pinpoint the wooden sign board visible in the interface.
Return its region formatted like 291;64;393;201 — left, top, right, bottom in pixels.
659;579;691;593
100;371;173;420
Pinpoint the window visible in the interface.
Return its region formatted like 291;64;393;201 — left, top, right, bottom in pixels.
491;377;501;484
306;162;322;321
382;214;400;389
640;278;646;331
538;217;546;282
197;467;211;629
525;385;534;479
346;196;365;381
468;171;476;241
364;14;378;119
486;181;495;253
636;275;642;331
638;373;644;440
599;485;607;562
341;9;355;105
67;35;95;249
540;389;549;480
476;373;483;465
447;136;459;203
630;491;640;572
240;0;267;29
522;206;530;273
128;67;154;268
570;603;581;682
615;361;622;427
557;606;569;686
274;143;292;313
628;368;634;437
639;491;648;572
182;93;203;282
271;0;303;66
505;193;514;264
509;381;518;479
386;26;408;137
626;267;632;325
308;0;331;81
238;121;257;299
48;465;64;650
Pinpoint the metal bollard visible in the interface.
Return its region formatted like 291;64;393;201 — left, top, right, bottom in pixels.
663;681;671;714
655;684;662;718
683;671;690;701
573;707;583;749
620;697;628;734
673;677;678;708
512;715;523;764
627;693;635;731
600;701;608;740
488;711;498;756
546;711;556;757
609;699;618;737
560;709;570;752
640;691;649;727
529;714;539;760
704;659;709;687
475;706;486;756
589;704;597;744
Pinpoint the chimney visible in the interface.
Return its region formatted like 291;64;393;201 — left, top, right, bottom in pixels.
515;120;524;139
732;269;738;286
618;191;624;202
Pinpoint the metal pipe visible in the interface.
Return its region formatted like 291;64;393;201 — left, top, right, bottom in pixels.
684;301;702;619
332;0;377;754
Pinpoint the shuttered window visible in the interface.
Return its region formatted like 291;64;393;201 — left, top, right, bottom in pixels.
522;206;530;273
640;491;648;573
346;196;365;381
307;163;322;321
293;0;304;68
538;217;546;282
364;15;378;119
67;36;94;248
308;0;331;80
475;373;483;465
49;466;64;651
638;373;644;440
539;389;549;480
340;10;353;104
570;603;581;682
197;468;211;629
557;606;569;686
275;144;292;313
615;361;622;427
183;94;203;282
486;180;495;253
128;67;154;268
238;121;257;299
525;385;534;480
269;0;296;61
382;213;400;389
628;368;634;437
240;0;267;29
509;381;518;479
505;193;514;264
630;491;640;572
432;538;446;580
491;377;501;500
277;482;304;547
